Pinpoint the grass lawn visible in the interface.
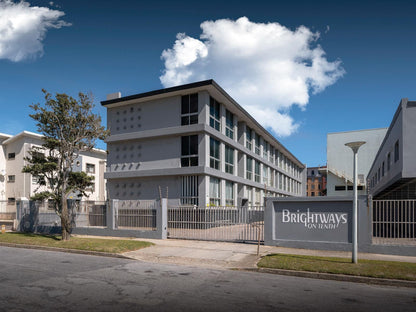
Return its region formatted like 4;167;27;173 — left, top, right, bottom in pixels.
258;254;416;281
0;232;153;254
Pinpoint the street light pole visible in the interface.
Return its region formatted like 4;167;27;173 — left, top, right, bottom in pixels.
345;141;366;264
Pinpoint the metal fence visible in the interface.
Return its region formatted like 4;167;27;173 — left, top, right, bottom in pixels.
167;205;264;243
372;199;416;245
115;200;157;230
73;201;107;227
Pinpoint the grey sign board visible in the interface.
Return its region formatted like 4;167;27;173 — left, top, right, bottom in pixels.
272;200;352;243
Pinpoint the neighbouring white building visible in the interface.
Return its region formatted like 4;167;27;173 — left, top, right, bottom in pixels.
0;131;107;213
326;128;388;197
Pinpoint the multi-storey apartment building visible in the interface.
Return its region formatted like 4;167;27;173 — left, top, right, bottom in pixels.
0;131;107;211
368;98;416;199
306;166;327;196
102;80;306;207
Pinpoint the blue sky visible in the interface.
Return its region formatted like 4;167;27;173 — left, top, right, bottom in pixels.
0;0;415;167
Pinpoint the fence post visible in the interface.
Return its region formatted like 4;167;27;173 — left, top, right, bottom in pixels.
108;199;118;230
158;198;167;239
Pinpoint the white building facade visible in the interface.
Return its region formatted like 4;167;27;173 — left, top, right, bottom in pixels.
102;80;306;207
0;131;107;211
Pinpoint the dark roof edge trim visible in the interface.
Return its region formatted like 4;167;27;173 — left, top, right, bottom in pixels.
101;80;215;106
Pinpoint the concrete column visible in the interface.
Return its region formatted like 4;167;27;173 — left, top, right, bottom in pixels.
108;199;118;230
158;198;167;239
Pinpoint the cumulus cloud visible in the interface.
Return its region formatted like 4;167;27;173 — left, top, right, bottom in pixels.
160;17;345;137
0;0;70;62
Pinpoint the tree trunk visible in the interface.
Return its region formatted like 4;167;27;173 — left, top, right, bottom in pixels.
61;196;71;241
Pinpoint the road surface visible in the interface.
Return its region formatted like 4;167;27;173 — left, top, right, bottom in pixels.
0;246;414;311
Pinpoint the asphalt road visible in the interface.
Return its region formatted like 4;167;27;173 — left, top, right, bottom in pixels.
0;246;415;312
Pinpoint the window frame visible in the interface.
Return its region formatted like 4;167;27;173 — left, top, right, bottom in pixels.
181;135;199;167
181;93;199;126
209;137;220;170
209;97;221;131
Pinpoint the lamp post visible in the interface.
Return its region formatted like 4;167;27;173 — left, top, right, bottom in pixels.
345;141;366;264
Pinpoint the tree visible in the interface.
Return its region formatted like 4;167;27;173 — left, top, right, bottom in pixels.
23;90;108;240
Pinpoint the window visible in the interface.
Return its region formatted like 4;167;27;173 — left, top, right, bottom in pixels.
246;186;253;206
255;134;261;155
209;97;221;131
382;162;385;177
387;153;391;171
181;93;198;125
254;161;260;183
246;157;253;180
181;176;198;206
86;163;95;174
245;127;252;150
262;166;268;185
8;153;15;160
181;135;198;167
378;168;381;182
225;110;234;139
210;138;220;170
8;198;15;204
254;189;261;206
335;185;346;191
32;176;39;185
263;142;268;159
225;145;234;174
311;184;315;190
209;177;220;206
311;192;315;196
7;175;15;183
311;170;315;175
394;140;399;163
225;181;234;206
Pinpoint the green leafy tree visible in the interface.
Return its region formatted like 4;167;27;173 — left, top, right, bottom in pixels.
23;90;108;240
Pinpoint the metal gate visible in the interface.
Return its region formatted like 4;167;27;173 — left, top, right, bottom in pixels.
167;206;264;243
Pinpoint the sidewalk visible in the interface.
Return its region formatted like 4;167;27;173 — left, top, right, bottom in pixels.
120;237;416;269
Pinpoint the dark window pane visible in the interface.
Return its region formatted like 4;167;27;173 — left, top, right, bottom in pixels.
181;95;189;114
181;116;189;125
181;158;189;167
190;157;198;166
190;93;198;113
181;136;189;156
190;135;198;155
190;115;198;124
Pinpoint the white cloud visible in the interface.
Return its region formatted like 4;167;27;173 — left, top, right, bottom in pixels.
0;0;70;62
160;17;345;137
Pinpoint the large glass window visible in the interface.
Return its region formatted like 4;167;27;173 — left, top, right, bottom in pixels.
225;145;234;174
262;166;268;185
254;160;261;183
181;135;198;167
225;181;234;206
209;97;221;131
209;177;220;206
225;110;234;139
181;93;198;125
263;142;268;160
246;157;253;180
255;134;261;155
210;138;220;170
246;127;252;150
